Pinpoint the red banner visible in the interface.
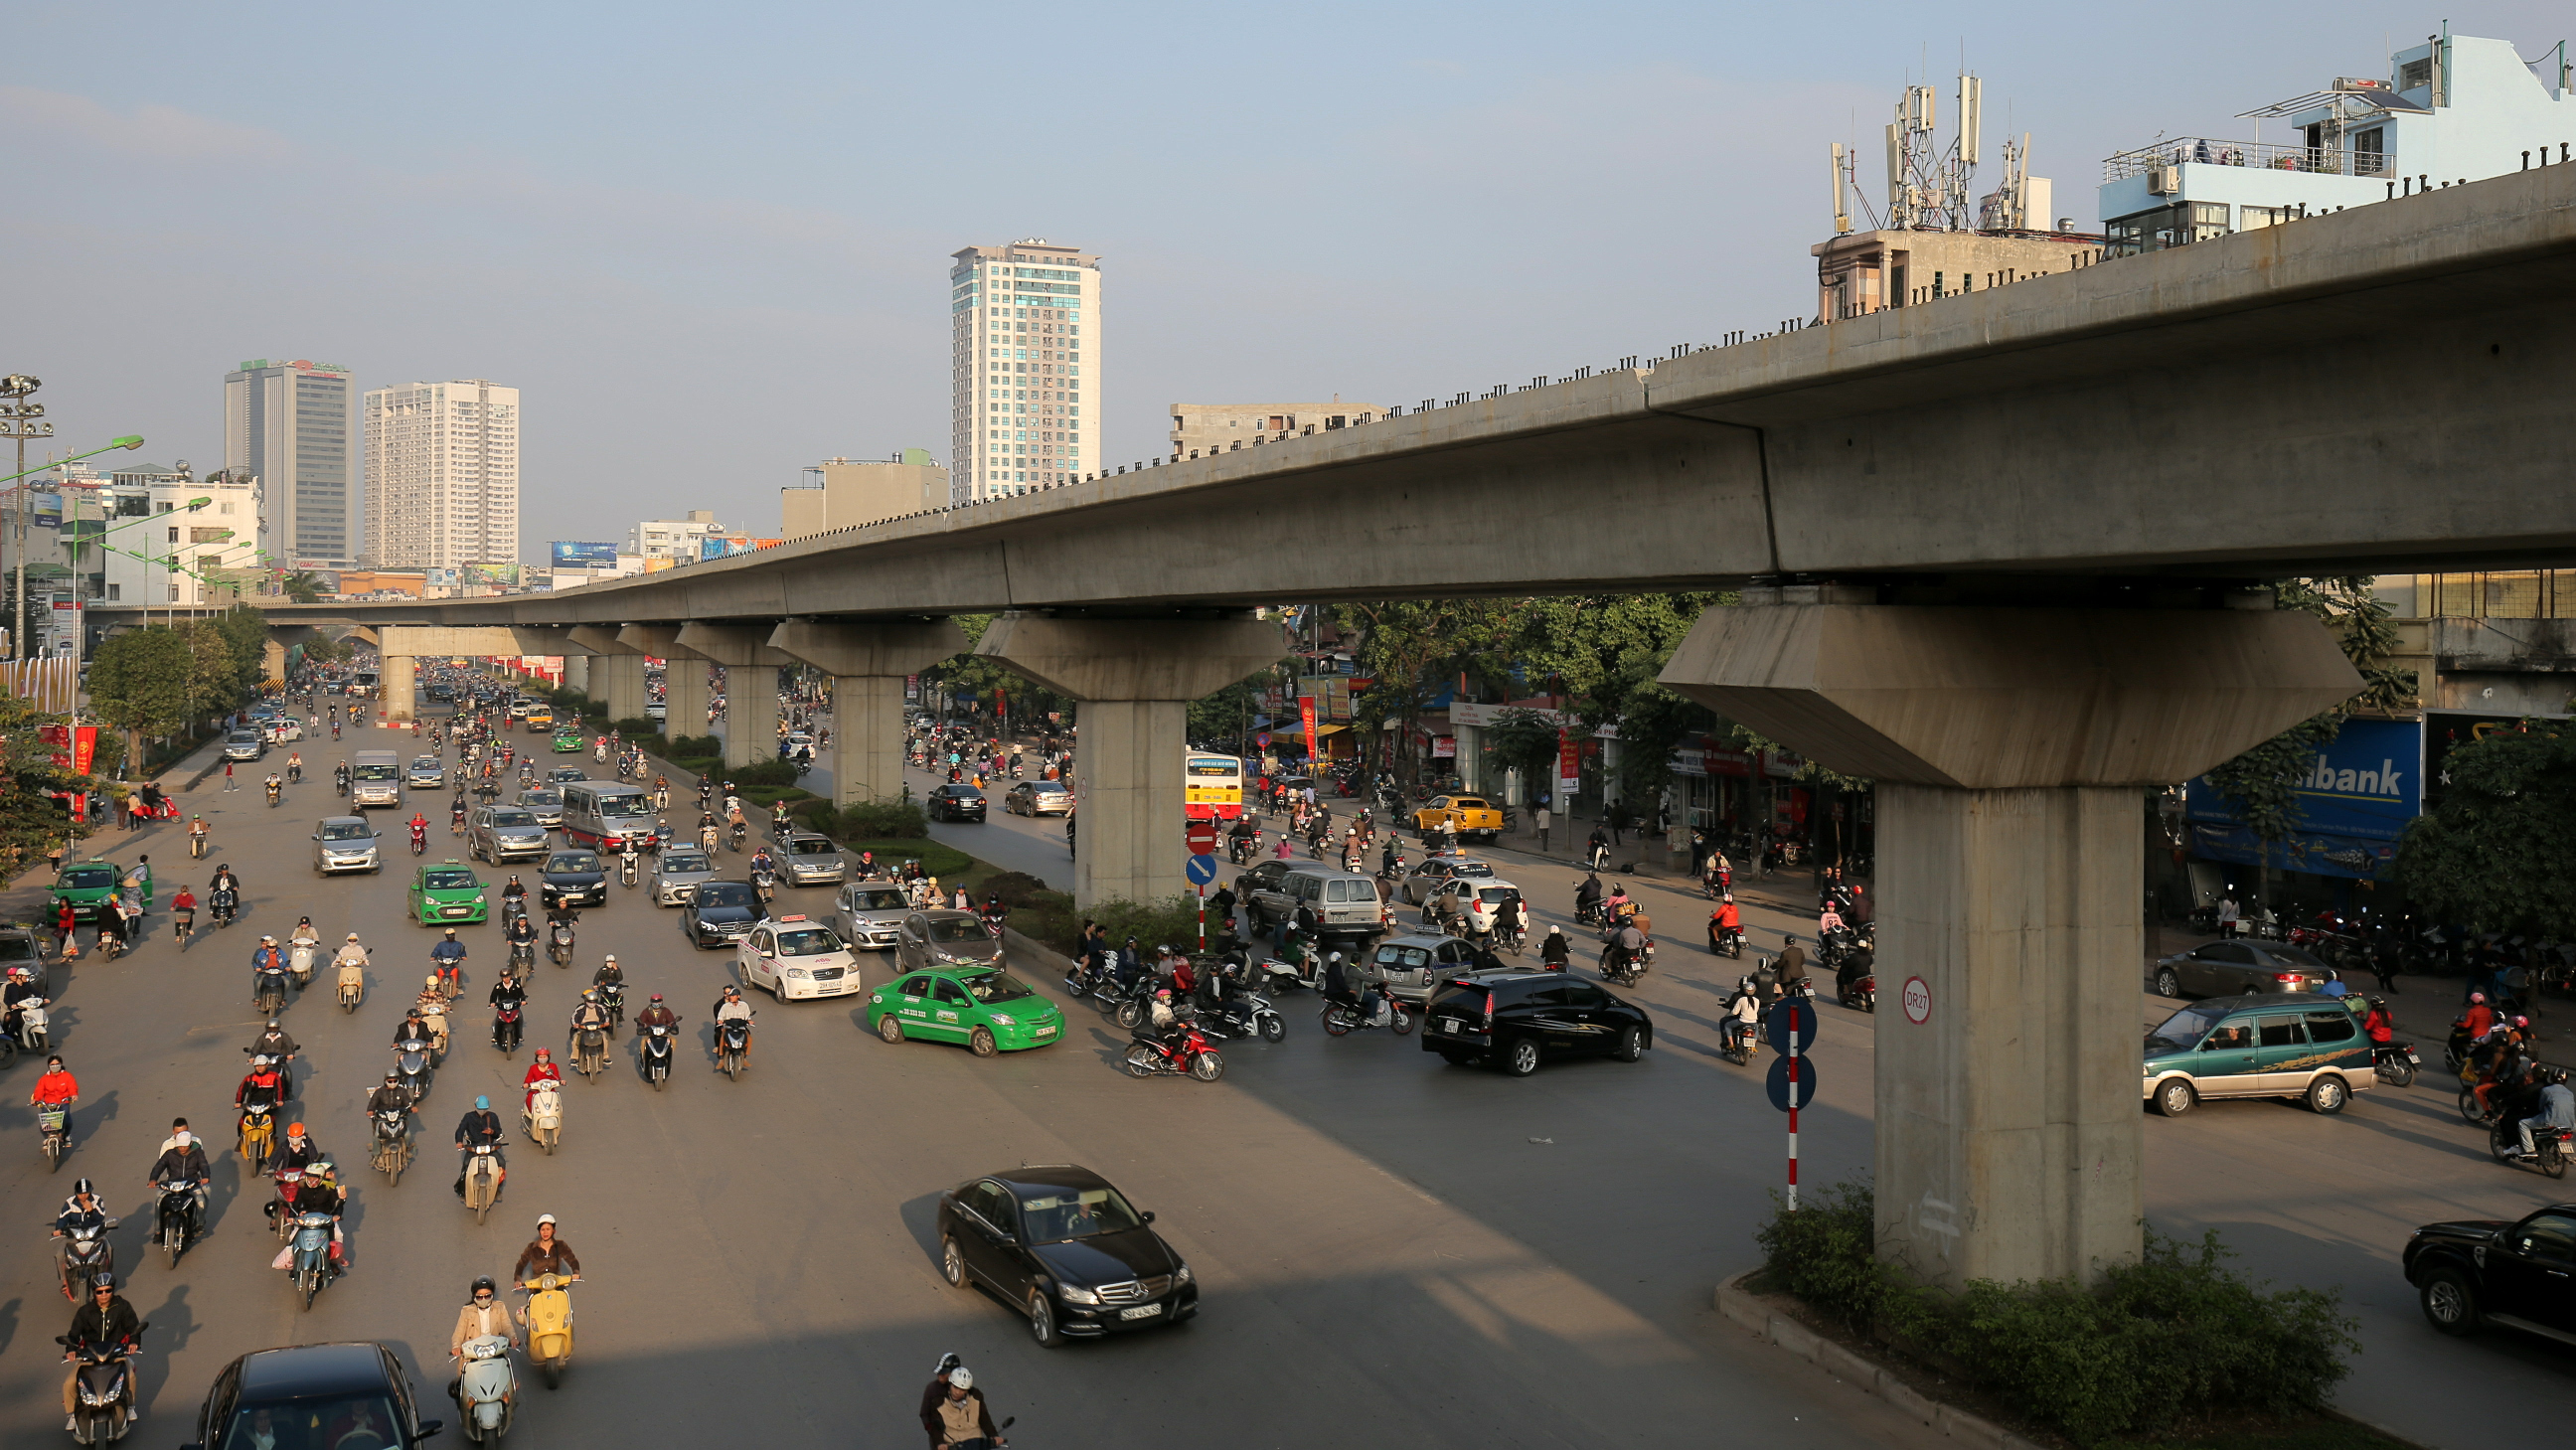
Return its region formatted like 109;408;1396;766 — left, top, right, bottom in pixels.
1299;697;1320;761
39;725;96;775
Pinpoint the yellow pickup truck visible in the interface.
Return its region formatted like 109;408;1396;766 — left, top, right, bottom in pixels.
1411;794;1505;844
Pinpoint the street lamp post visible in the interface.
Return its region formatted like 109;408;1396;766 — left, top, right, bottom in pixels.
0;375;53;658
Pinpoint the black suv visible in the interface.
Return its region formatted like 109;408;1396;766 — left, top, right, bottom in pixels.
1421;969;1653;1076
928;784;987;823
2406;1204;2576;1345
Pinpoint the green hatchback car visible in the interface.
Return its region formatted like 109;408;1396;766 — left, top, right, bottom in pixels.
868;966;1066;1056
2144;992;2373;1117
50;859;125;923
406;861;490;925
552;729;583;754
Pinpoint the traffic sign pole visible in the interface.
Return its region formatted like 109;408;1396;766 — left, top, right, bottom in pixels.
1198;883;1207;952
1788;1031;1802;1211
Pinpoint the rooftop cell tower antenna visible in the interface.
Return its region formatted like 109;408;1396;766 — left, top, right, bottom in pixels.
1884;70;1982;230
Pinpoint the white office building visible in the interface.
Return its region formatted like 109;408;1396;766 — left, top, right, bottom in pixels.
950;240;1099;504
361;380;521;570
224;358;354;567
53;460;262;611
629;511;731;562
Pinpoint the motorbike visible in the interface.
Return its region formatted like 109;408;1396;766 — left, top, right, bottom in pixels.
598;981;626;1032
287;761;302;784
288;1208;338;1310
572;1019;609;1079
1108;975;1166;1030
456;1332;518;1441
190;831;211;859
1720;1016;1762;1065
58;1213;116;1300
548;918;574;967
508;935;536;973
1320;989;1418;1038
1598;936;1653;986
1123;1019;1225;1080
2372;1041;2421;1088
493;1001;524;1055
58;1326;146;1446
1227;834;1255;866
524;1083;564;1154
16;995;50;1053
265;780;283;808
515;1272;582;1391
209;888;240;927
254;962;291;1014
1837;967;1877;1013
396;1036;435;1102
1708;922;1745;958
373;1108;411;1186
1197;992;1287;1044
266;1167;309;1242
288;941;317;987
751;867;776;908
640;1021;675;1090
618;853;639;889
717;1014;753;1079
338;959;367;1013
2493;1118;2574;1179
155;1179;199;1264
238;1098;276;1165
461;1142;504;1223
727;819;747;853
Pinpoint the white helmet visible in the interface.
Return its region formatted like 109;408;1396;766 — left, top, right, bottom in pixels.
949;1367;974;1390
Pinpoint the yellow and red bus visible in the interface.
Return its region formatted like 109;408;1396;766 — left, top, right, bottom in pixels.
1185;752;1244;820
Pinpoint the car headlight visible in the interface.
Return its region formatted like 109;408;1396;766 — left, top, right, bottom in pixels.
1057;1283;1101;1305
989;1014;1018;1027
1175;1263;1192;1285
786;968;810;979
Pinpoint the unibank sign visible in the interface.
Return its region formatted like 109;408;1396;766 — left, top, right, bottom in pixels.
2182;718;2422;880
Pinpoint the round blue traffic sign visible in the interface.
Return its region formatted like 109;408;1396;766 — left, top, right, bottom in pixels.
1184;854;1218;886
1765;1053;1821;1112
1766;997;1819;1053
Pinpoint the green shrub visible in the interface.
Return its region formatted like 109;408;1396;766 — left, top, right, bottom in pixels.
667;733;720;758
981;872;1054;909
1017;892;1202;958
836;798;927;840
611;717;659;739
789;797;838;827
1754;1181;2358;1447
842;838;971;879
733;758;800;788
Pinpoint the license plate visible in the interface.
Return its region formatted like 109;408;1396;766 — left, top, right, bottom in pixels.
1444;1020;1460;1034
1118;1303;1163;1320
1035;1025;1055;1037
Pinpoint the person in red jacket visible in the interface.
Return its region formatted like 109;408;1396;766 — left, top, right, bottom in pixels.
521;1047;564;1109
30;1054;78;1138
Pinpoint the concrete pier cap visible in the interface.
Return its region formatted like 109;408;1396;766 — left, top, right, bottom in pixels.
767;619;971;804
1659;594;2360;1289
976;612;1284;908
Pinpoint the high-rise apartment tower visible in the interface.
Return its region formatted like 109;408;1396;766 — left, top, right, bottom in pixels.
950;240;1098;504
225;358;354;566
361;379;521;570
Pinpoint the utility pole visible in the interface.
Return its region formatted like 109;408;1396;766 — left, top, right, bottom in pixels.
0;376;52;657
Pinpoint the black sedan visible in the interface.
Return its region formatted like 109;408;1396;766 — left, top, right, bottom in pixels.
540;849;609;908
680;880;762;948
2405;1203;2576;1344
189;1341;440;1448
928;784;987;822
936;1165;1197;1347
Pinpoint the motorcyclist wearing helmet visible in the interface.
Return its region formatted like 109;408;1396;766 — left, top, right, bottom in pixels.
1573;873;1604;921
51;1179;108;1301
514;1212;581;1289
503;909;538;962
499;875;529;913
712;984;754;1066
145;1128;212;1238
450;1276;517;1373
1774;935;1809;991
61;1272;141;1425
927;1364;1007;1448
2515;1065;2576;1158
634;993;679;1034
366;1071;414;1121
248;1019;301;1100
1538;923;1571;970
288;1159;348;1271
265;1120;326;1181
430;928;468;996
522;1047;564;1108
569;988;612;1047
454;1095;506;1200
1722;976;1764;1052
591;953;624;992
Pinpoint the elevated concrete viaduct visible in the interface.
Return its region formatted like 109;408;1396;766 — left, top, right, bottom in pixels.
87;161;2576;1293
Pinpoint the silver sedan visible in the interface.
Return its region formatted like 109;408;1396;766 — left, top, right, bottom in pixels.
651;847;722;906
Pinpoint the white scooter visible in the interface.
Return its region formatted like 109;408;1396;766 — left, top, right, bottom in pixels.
456;1333;518;1442
17;996;51;1052
288;940;317;987
522;1083;564;1155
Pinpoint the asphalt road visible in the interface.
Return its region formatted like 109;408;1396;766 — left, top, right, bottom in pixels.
0;706;2562;1450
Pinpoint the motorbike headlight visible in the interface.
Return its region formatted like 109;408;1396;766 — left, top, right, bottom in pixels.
1057;1283;1101;1305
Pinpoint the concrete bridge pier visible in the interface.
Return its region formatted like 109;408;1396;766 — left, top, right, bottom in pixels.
676;623;795;771
568;627;648;723
976;613;1282;908
1659;593;2359;1290
768;619;968;807
618;626;710;745
381;655;416;723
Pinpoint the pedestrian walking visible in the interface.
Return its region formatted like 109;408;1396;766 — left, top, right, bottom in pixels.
1605;802;1624;848
224;761;239;792
2215;894;2240;940
1534;804;1551;854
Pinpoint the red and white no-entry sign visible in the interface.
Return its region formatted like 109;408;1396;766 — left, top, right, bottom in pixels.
1901;975;1932;1024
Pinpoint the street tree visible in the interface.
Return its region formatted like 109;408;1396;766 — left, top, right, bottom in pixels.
2395;724;2576;936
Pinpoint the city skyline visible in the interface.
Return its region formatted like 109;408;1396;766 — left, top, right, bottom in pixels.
10;3;2569;562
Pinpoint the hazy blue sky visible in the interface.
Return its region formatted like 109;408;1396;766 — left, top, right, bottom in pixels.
8;3;2566;560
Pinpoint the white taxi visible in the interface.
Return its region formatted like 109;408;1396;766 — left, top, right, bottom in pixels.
734;914;865;1001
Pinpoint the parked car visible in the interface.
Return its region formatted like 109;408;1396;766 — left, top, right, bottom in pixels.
1400;854;1496;905
928;784;988;822
935;1166;1196;1344
1421;968;1655;1075
2142;993;2372;1116
2151;939;2340;999
894;909;1007;973
832;881;911;950
680;881;762;947
540;848;609;908
1004;780;1074;817
736;915;864;1000
189;1341;443;1450
405;862;490;925
1410;793;1506;843
310;817;382;875
650;847;721;906
2405;1203;2576;1343
467;806;552;864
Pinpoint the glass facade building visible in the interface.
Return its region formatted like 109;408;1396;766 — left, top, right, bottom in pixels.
949;241;1100;505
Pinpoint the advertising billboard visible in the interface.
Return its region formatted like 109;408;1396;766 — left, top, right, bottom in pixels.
2183;718;2422;880
551;541;619;568
462;562;522;587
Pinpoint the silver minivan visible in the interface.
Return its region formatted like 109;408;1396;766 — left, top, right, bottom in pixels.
1273;868;1385;945
349;749;402;809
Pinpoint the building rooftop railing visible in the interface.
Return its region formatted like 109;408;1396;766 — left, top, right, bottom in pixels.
2103;138;2393;183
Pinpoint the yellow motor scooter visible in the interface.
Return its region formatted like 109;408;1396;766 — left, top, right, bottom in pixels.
520;1273;576;1387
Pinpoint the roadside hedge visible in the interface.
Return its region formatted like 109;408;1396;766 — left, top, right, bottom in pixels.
1754;1180;2357;1446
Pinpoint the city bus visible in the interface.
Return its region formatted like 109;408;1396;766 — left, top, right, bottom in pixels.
560;780;658;851
1185;752;1244;821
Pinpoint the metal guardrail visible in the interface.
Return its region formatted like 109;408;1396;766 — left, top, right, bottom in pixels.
2103;138;2393;182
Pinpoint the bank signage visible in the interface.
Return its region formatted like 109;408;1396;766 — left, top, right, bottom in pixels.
2183;718;2422;880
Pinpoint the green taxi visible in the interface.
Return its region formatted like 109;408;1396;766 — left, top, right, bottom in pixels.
867;966;1065;1056
406;861;490;926
552;728;584;754
2144;992;2373;1117
50;859;125;923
